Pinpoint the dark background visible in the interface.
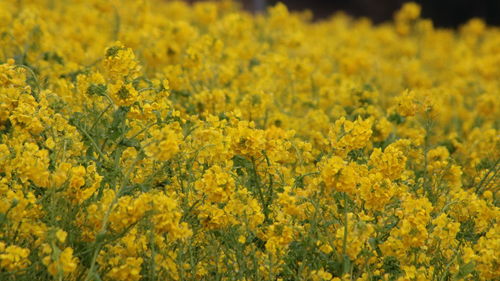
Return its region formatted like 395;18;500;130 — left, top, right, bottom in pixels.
238;0;500;27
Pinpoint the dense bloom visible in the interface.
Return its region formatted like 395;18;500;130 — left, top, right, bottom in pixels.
0;1;498;280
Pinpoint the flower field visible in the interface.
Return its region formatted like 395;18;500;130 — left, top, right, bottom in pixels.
0;0;499;280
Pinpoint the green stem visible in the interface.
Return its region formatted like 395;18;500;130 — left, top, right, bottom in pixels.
89;103;113;133
342;192;350;276
84;152;143;281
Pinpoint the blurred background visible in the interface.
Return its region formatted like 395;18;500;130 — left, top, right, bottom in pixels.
219;0;500;27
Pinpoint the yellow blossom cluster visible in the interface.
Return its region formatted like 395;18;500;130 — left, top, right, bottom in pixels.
0;0;498;280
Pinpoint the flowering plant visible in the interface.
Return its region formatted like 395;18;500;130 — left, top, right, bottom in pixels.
0;1;498;280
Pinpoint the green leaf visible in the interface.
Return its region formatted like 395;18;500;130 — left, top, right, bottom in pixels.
108;106;130;141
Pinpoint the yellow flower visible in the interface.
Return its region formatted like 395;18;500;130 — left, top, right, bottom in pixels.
395;90;418;117
44;137;55;150
319;243;333;254
109;81;140;107
103;42;141;81
369;144;407;180
106;257;143;281
395;2;421;22
329;117;373;156
0;244;31;272
311;268;333;281
321;156;360;194
56;229;67;243
42;246;78;277
238;235;246;244
143;124;183;162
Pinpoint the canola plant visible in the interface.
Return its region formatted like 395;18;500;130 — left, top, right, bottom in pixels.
0;1;498;280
